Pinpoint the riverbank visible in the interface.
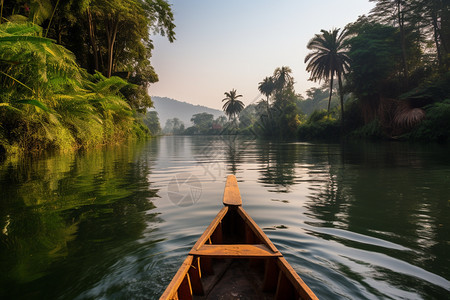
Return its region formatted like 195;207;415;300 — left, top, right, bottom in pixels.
0;22;151;157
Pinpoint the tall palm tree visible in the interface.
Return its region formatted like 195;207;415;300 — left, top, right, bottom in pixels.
222;89;245;121
258;76;274;113
273;66;294;92
305;28;350;118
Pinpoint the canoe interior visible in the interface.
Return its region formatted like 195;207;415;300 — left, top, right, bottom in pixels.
161;206;317;300
160;175;317;300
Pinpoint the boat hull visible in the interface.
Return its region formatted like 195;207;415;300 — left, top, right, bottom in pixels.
160;175;318;300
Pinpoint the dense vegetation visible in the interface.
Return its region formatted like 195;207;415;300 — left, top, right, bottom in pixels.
0;0;175;155
213;0;450;142
4;1;448;148
168;1;449;142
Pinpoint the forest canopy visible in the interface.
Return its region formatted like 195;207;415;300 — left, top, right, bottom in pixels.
0;0;175;155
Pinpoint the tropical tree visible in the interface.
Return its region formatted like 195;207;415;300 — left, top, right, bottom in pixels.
369;0;415;85
163;117;184;135
191;112;214;133
273;66;294;93
222;89;245;121
258;76;274;114
143;110;161;135
305;28;350;119
0;22;79;112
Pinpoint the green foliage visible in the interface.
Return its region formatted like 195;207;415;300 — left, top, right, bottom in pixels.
222;89;245;120
404;99;450;142
143;111;161;135
305;28;350;116
163;117;184;135
307;109;330;123
347;22;403;99
268;86;304;138
298;85;337;115
350;119;386;139
298;117;340;141
2;0;175;113
273;66;294;92
296;107;340;140
190;112;214;134
223;67;306;139
239;104;258;129
400;71;450;102
0;21;149;155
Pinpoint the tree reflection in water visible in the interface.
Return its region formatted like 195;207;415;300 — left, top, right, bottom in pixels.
0;141;161;299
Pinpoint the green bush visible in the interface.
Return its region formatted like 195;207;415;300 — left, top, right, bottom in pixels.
349;119;386;139
404;99;450;142
0;22;149;155
307;109;329;123
298;118;340;140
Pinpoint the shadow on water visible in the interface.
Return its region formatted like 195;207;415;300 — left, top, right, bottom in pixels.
256;140;298;193
293;141;450;299
0;140;162;299
1;137;449;299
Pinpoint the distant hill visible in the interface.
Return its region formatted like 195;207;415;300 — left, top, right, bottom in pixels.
151;96;224;127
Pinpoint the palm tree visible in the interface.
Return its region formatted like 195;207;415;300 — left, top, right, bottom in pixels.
273;66;294;92
222;89;245;121
304;28;350;118
258;76;274;114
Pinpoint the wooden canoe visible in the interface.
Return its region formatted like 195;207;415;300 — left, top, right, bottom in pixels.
160;175;318;300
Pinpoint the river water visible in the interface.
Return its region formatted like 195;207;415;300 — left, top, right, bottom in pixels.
0;136;449;299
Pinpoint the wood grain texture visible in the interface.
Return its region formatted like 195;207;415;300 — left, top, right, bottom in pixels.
190;244;281;258
159;255;193;300
160;176;319;300
222;175;242;206
191;206;228;251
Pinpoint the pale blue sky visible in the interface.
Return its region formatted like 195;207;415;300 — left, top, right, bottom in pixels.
150;0;374;110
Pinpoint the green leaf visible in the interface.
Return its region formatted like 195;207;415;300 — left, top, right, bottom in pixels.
0;36;53;44
15;99;49;112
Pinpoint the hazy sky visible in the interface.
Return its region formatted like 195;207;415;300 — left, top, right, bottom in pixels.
150;0;374;110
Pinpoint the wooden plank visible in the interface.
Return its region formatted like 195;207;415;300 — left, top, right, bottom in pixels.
277;257;319;300
160;256;194;300
190;244;281;258
236;206;279;253
222;175;242;206
191;206;228;251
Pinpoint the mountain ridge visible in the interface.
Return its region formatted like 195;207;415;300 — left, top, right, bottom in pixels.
151;96;224;127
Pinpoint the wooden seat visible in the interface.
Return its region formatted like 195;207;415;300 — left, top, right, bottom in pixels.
189;244;281;258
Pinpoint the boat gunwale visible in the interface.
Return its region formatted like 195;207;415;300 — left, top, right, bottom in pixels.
159;175;319;300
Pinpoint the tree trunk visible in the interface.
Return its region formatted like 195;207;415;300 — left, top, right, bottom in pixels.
440;1;450;59
1;0;5;24
338;71;344;126
397;0;408;87
86;9;99;72
327;75;334;114
431;10;442;66
105;16;119;78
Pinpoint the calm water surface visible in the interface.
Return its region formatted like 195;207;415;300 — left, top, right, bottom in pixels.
0;136;449;299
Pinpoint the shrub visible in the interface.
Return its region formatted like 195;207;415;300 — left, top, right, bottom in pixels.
404;99;450;142
298;118;340;140
349;119;386;139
